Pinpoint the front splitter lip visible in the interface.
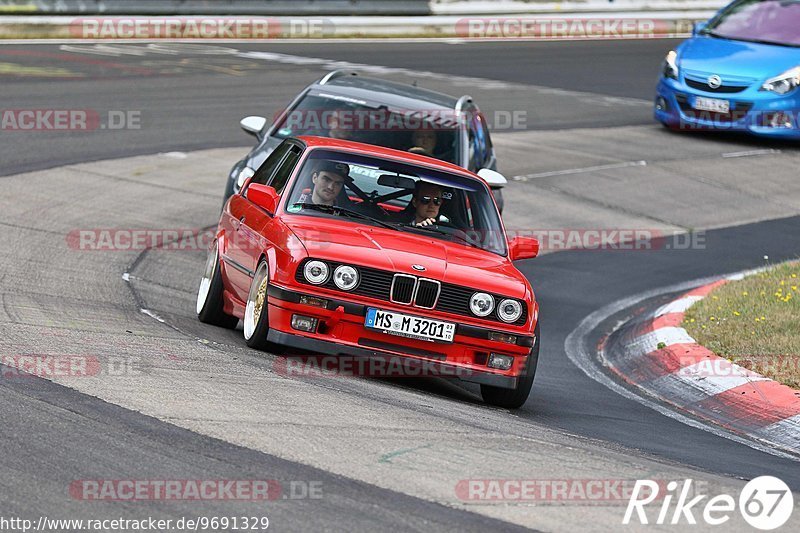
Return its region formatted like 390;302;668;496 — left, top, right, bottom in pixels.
267;329;520;389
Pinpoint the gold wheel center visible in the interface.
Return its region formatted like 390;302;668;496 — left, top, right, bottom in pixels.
253;276;268;323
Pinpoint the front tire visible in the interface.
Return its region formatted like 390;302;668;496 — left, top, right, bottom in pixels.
481;322;539;409
196;241;239;329
243;260;273;350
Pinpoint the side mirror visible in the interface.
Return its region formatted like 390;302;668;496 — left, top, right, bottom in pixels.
240;116;267;138
508;236;539;261
477;168;508;190
692;21;708;36
246;183;279;214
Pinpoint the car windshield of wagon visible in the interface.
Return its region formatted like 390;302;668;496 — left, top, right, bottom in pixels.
703;0;800;46
272;93;461;165
284;149;507;256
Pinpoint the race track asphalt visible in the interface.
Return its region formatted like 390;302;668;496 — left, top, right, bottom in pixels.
1;39;799;531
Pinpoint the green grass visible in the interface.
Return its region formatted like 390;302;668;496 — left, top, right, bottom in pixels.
684;261;800;389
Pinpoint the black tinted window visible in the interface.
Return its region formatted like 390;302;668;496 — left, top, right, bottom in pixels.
252;142;291;186
269;146;302;194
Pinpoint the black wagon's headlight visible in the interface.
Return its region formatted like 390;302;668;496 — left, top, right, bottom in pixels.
304;260;329;285
333;265;359;291
235;166;255;192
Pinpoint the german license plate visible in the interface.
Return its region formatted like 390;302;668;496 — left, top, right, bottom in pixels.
365;308;455;343
693;96;730;114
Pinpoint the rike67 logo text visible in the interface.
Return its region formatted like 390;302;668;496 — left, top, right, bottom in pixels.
624;477;794;530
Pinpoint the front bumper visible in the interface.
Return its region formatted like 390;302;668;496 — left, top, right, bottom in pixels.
266;284;536;389
655;78;800;139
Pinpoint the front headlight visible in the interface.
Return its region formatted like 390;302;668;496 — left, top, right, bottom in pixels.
303;260;329;285
497;299;523;323
761;67;800;95
662;50;679;80
333;265;359;291
236;166;255;191
470;292;495;317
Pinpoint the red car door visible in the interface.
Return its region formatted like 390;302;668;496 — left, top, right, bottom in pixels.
236;144;303;295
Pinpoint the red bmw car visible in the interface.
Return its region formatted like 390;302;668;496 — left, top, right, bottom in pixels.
197;136;540;408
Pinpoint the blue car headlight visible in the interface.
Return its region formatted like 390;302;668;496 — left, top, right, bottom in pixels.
662;50;679;81
761;67;800;95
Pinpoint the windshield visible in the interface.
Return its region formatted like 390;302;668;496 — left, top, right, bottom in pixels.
703;0;800;46
272;93;461;165
284;149;507;256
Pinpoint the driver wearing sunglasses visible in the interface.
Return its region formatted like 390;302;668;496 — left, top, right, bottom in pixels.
410;181;444;227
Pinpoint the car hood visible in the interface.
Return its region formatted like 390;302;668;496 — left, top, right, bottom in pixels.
678;36;800;80
284;217;530;299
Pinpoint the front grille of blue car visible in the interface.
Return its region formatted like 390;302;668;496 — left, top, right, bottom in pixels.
684;78;750;94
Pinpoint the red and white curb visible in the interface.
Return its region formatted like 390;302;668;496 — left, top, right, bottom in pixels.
601;276;800;455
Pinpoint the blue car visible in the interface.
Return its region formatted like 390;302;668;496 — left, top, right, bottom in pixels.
655;0;800;139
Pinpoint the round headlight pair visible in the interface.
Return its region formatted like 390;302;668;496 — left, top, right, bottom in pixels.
469;292;523;323
303;261;359;291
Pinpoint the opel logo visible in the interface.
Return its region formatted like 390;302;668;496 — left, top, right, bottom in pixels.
412;264;426;272
707;75;722;89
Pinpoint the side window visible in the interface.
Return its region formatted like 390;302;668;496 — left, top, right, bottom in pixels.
467;123;477;172
251;142;291;186
268;145;302;194
477;113;493;165
469;112;488;171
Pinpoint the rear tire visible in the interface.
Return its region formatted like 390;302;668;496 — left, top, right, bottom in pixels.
196;241;239;329
244;260;273;350
481;322;539;409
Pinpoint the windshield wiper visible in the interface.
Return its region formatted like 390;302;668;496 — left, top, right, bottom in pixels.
292;203;400;231
401;223;481;250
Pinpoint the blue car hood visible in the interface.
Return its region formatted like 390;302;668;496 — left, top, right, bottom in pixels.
679;36;800;80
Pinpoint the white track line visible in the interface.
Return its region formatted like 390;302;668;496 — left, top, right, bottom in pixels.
512;160;647;181
721;149;782;158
